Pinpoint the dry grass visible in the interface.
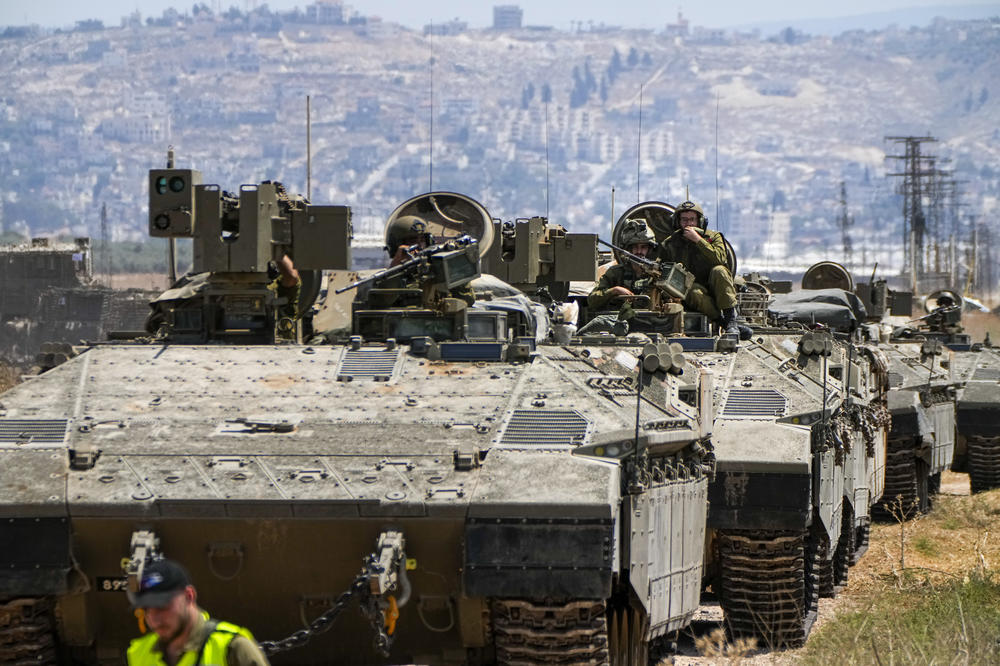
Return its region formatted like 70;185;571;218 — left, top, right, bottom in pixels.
694;628;758;663
800;472;1000;664
849;473;1000;591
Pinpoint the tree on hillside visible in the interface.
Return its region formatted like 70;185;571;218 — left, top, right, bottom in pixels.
627;47;639;67
607;48;622;83
521;82;535;109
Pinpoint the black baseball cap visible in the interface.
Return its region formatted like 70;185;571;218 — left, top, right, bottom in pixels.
127;559;191;608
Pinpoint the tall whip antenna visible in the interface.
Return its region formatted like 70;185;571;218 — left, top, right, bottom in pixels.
306;95;312;200
636;84;643;203
545;101;550;220
714;93;720;232
610;186;616;240
428;25;434;191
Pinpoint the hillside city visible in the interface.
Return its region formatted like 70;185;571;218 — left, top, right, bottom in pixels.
1;2;998;292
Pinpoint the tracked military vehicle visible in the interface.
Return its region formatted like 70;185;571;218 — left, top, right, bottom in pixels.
849;276;960;515
558;205;889;649
0;170;717;665
707;272;887;648
876;287;1000;494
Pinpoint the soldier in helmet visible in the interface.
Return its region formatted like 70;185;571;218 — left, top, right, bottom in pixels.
657;200;746;338
588;218;658;310
376;214;475;305
386;215;435;267
579;219;680;335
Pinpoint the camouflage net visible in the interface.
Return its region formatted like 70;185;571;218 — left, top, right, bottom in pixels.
828;402;892;465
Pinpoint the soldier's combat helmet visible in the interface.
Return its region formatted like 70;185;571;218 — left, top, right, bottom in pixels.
385;215;434;257
672;200;708;231
620;218;656;250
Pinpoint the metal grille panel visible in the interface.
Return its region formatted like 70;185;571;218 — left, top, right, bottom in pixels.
500;410;589;446
0;419;68;444
972;368;1000;382
887;372;905;388
337;349;399;380
722;389;787;417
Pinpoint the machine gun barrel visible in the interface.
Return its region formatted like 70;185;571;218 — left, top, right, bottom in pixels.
597;238;660;271
335;235;475;294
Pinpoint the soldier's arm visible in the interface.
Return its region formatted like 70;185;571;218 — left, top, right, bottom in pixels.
588;268;632;309
276;254;299;287
693;231;729;267
588;269;619;309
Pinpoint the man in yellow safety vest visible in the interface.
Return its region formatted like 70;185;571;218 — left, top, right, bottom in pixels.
127;559;270;666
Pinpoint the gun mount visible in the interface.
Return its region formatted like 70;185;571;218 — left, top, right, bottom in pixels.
481;216;598;301
146;158;352;343
342;235;490;344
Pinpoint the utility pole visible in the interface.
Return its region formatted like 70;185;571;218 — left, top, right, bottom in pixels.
886;135;938;288
100;202;112;288
838;181;853;269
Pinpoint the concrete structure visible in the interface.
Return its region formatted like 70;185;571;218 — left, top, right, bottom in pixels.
493;5;523;30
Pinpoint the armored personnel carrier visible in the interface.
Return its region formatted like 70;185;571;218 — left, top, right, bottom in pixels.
709;278;888;647
950;342;1000;492
883;288;1000;494
769;263;953;519
559;206;890;649
850;278;960;515
0;169;716;665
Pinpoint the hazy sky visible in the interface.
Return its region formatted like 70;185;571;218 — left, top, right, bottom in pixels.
3;0;997;30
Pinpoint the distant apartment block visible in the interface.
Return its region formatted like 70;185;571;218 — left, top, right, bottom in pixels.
359;16;392;39
100;114;171;144
493;5;523;31
307;1;346;24
642;129;675;162
440;97;478;118
424;19;468;36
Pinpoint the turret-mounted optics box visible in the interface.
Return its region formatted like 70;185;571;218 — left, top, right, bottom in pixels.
429;245;480;290
655;262;695;300
149;169;203;237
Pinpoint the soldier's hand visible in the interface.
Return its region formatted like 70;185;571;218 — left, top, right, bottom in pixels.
390;245;413;267
607;286;635;298
682;227;702;243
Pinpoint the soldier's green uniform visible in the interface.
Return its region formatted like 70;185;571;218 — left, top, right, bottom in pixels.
583;263;680;334
657;201;737;322
581;219;679;335
588;263;648;310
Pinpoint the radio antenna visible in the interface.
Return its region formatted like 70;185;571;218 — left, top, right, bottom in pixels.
545;101;550;219
714;93;719;231
636;84;643;203
610;186;616;240
306;95;312;201
428;25;435;191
